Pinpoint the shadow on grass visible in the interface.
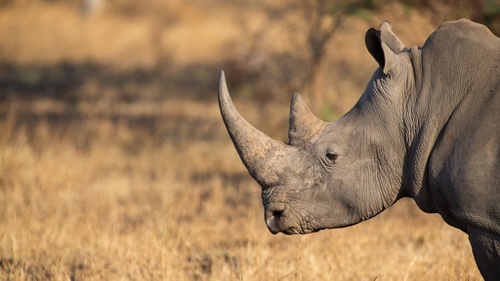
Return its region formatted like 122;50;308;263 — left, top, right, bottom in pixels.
0;61;220;102
0;61;230;147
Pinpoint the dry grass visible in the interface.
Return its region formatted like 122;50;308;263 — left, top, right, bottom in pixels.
0;1;486;280
0;97;482;280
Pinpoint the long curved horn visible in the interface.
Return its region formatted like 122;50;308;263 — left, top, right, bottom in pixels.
288;93;326;147
218;71;286;185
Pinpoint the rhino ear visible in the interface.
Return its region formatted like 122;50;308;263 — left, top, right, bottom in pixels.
365;26;400;76
379;21;407;53
288;93;326;147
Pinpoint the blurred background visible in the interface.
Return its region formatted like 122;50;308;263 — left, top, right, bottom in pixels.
0;0;497;280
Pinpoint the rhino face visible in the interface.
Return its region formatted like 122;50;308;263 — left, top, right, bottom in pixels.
261;116;369;234
219;21;412;234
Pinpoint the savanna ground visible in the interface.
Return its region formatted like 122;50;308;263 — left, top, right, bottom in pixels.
0;0;497;280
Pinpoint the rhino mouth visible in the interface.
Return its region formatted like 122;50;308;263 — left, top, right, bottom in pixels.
265;203;319;235
266;213;300;235
269;223;320;235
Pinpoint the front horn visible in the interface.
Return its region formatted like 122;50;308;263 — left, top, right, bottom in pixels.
218;71;287;186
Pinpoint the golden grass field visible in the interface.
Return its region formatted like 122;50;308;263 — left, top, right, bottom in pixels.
0;0;491;280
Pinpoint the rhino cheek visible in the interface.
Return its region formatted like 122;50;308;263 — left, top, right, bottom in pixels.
299;183;362;230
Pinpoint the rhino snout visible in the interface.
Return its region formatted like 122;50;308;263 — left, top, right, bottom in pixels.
265;202;287;234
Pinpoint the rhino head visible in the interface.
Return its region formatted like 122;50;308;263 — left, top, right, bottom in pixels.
219;21;414;235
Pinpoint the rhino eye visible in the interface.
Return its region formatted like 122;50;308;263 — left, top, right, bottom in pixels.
326;152;338;163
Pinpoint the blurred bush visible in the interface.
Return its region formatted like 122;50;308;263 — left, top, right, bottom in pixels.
0;0;497;109
402;0;500;33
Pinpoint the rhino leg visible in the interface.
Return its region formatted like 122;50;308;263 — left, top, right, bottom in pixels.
468;226;500;281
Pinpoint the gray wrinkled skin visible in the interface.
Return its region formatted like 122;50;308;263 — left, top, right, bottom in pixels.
218;19;499;280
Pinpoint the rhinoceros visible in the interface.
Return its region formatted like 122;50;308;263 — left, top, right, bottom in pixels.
218;19;499;280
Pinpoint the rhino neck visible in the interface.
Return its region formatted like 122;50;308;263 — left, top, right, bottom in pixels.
395;46;436;212
400;44;462;212
335;109;406;222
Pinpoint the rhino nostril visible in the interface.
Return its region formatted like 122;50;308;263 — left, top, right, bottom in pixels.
265;203;287;233
272;210;284;218
268;203;286;218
